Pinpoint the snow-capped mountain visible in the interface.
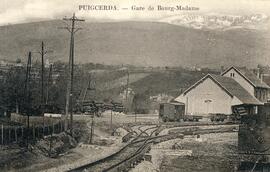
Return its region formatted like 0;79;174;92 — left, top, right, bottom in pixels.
159;13;269;31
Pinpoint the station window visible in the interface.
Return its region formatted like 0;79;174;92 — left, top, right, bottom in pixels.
230;73;235;77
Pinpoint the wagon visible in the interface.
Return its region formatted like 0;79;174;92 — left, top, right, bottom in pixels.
159;102;185;122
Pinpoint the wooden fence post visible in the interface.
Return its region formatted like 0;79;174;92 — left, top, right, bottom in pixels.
48;124;50;135
50;116;54;134
8;128;11;143
15;127;17;143
1;125;3;145
37;126;39;139
42;116;44;137
33;126;35;140
21;126;24;139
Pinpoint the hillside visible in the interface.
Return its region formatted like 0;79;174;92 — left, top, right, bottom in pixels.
83;69;214;102
0;20;269;68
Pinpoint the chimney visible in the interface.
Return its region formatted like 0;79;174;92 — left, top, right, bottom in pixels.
220;66;224;75
257;67;260;79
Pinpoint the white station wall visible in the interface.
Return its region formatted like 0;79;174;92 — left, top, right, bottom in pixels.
184;77;233;115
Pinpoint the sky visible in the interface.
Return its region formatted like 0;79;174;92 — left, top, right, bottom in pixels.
1;0;270;25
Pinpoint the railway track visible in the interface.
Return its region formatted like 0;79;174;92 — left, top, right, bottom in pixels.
160;121;239;127
68;125;160;172
68;123;238;172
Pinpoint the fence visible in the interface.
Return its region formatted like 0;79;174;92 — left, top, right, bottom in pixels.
1;113;68;145
10;113;63;126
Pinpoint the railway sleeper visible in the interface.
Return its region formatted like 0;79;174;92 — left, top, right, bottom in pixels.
135;156;141;164
115;165;126;172
144;153;152;162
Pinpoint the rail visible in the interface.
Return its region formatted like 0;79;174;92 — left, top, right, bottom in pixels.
103;126;159;172
68;123;237;172
68;125;159;172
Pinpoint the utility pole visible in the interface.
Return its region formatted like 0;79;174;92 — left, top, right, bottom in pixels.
24;52;32;148
125;69;129;100
35;41;51;137
89;74;96;143
125;69;129;113
62;13;85;136
36;41;52;106
46;64;53;105
41;42;45;137
41;42;45;113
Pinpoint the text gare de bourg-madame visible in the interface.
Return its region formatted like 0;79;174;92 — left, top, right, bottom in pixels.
131;5;200;11
78;5;199;11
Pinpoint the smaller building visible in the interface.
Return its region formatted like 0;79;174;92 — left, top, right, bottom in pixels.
221;66;270;103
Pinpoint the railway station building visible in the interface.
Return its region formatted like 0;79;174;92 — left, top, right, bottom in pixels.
175;66;270;116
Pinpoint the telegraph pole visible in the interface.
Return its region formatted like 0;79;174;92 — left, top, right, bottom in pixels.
89;74;96;144
33;42;51;112
34;41;51;137
46;64;53;105
40;42;45;116
24;52;32;148
41;43;45;137
62;13;85;135
125;69;129;113
125;69;129;100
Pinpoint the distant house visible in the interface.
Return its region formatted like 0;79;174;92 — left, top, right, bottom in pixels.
221;66;270;103
150;93;173;103
119;88;135;112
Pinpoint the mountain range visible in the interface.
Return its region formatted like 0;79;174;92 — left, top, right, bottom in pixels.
0;18;269;68
159;13;269;31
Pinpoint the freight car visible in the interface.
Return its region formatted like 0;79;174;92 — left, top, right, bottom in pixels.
159;103;235;122
159;102;185;122
159;102;202;122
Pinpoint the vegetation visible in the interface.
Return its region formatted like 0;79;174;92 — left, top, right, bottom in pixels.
0;61;218;115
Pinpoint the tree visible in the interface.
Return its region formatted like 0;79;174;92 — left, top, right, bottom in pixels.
0;66;25;114
132;90;150;114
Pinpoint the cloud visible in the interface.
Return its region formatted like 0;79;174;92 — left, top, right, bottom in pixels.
0;0;270;25
0;0;73;25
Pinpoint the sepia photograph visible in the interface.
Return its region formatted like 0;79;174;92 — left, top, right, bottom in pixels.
0;0;270;171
